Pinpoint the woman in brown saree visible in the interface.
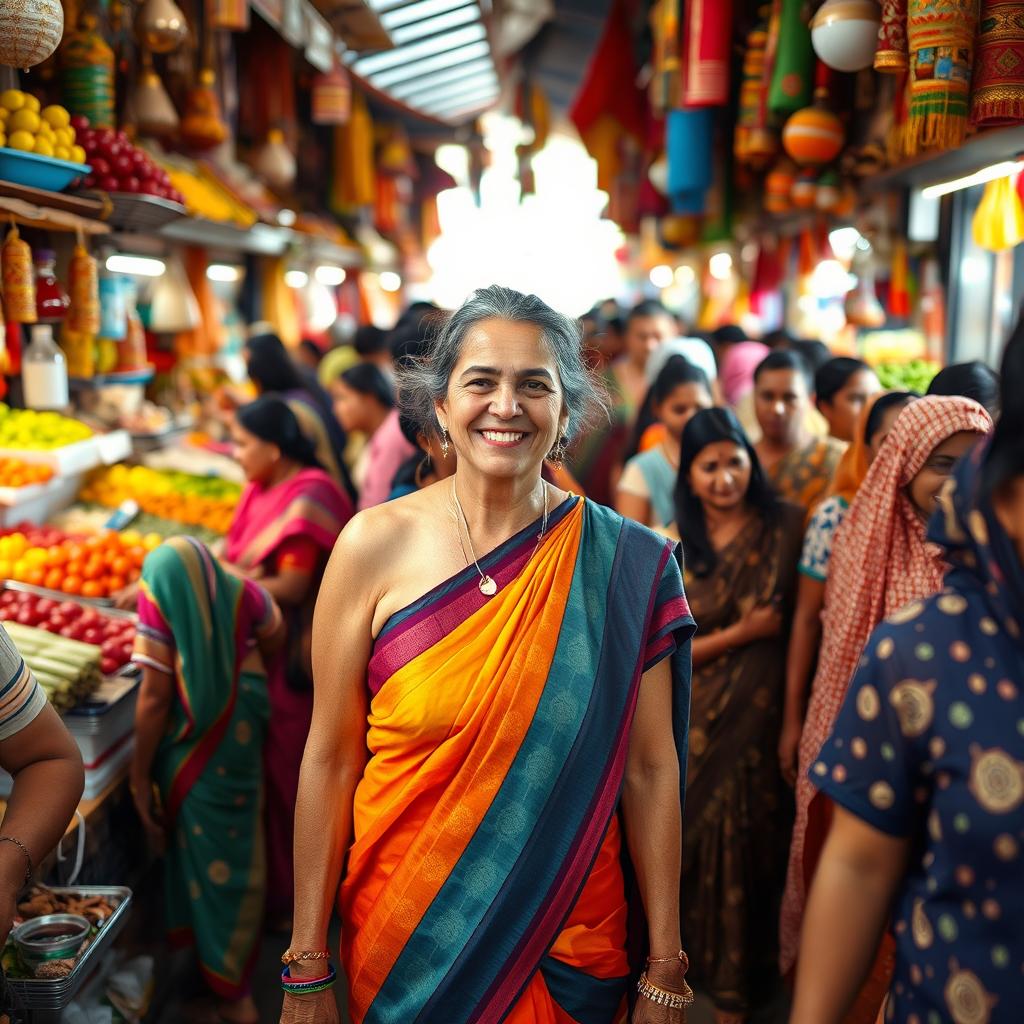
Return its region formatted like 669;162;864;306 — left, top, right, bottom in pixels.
674;408;803;1024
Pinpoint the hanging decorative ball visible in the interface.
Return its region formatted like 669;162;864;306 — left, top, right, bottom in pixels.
815;170;842;212
745;127;780;170
648;156;669;196
811;0;881;73
255;128;297;191
0;0;63;70
136;0;188;54
791;169;819;209
765;160;797;214
782;90;845;165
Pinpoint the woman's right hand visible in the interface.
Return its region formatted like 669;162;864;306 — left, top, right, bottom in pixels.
113;581;139;611
280;990;341;1024
742;602;783;643
778;715;803;787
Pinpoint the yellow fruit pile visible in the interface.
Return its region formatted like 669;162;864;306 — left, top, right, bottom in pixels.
80;464;239;534
161;163;257;226
0;92;85;163
0;406;92;449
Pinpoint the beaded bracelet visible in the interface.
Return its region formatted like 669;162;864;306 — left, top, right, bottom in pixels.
636;971;695;1010
281;963;337;996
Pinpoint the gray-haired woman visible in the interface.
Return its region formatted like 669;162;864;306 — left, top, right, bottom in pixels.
282;285;697;1024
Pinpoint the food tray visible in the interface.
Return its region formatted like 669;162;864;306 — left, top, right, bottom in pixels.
6;887;132;1011
0;150;90;193
2;580;114;608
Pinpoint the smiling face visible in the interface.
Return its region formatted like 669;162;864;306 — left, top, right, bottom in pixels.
755;368;811;447
907;431;981;519
655;382;714;443
688;440;753;514
822;369;882;443
436;318;567;480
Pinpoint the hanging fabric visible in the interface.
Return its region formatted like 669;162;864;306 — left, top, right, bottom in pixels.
875;0;908;71
666;106;714;213
649;0;683;113
769;0;815;117
682;0;733;107
970;1;1024;128
331;91;376;212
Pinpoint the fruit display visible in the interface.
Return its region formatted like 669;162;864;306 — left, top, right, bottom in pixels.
875;359;941;393
0;619;104;711
80;465;240;533
0;458;54;488
162;160;257;225
0;592;135;676
0;91;86;163
0;405;92;449
74;117;185;202
0;528;157;598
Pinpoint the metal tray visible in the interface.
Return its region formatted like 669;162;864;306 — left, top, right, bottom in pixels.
2;580;115;609
6;886;132;1010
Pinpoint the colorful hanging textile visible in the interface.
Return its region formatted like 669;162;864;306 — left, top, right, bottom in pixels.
875;0;909;71
769;0;814;117
331;91;376;211
735;11;775;167
682;0;733;107
971;1;1024;128
667;107;714;213
569;0;648;192
889;238;911;317
904;0;979;154
972;173;1024;251
649;0;683;112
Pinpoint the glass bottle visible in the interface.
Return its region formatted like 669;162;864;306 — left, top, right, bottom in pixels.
22;325;70;410
34;250;69;323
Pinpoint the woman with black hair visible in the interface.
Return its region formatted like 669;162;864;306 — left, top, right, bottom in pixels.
927;359;1001;416
224;396;353;929
814;357;881;443
245;332;356;502
617;356;713;528
791;331;1021;1024
389;414;456;498
675;408;804;1024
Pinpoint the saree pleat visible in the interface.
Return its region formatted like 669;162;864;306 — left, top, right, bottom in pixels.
340;498;695;1024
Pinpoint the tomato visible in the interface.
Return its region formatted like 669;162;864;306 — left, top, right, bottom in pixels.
100;638;121;658
82;627;103;645
100;656;119;675
58;601;82;619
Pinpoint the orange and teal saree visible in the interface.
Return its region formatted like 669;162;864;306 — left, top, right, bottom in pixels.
340;497;695;1024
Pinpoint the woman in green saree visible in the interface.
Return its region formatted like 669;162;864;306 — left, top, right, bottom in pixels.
131;536;284;1024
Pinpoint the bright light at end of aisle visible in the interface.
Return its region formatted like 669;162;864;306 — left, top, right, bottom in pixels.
379;272;403;292
649;265;674;289
922;160;1019;200
315;266;347;286
105;255;166;278
207;264;242;283
828;227;862;259
284;270;309;288
709;252;733;280
675;265;696;286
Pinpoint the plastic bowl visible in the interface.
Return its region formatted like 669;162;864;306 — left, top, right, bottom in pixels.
11;913;91;968
0;149;91;192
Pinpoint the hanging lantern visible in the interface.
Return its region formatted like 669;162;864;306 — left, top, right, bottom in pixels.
815;169;842;212
811;0;881;73
972;175;1024;252
136;0;189;54
765;160;797;214
255;128;296;191
845;249;886;327
211;0;249;31
0;0;63;69
791;168;819;209
180;69;229;150
782;89;845;165
131;54;179;138
312;63;351;126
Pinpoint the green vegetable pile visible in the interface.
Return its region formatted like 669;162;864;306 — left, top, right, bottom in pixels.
874;359;941;393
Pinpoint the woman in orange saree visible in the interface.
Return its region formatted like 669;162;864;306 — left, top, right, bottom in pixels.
282;286;696;1024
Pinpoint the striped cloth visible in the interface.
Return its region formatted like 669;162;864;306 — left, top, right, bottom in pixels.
0;624;46;741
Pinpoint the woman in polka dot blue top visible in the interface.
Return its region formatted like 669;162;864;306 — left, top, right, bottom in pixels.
791;332;1024;1024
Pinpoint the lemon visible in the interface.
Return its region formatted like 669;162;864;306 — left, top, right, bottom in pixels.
70;144;86;164
33;138;53;157
54;145;69;160
0;134;7;149
41;105;69;129
0;109;8;124
56;127;74;147
9;109;39;134
8;130;34;152
22;95;39;114
37;120;54;136
0;90;24;112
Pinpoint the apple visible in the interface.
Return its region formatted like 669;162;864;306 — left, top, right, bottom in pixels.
59;602;83;620
100;656;119;675
82;627;103;645
35;599;55;617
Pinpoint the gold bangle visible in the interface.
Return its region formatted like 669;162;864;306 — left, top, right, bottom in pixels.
637;972;695;1010
647;949;690;972
0;835;33;887
281;949;330;966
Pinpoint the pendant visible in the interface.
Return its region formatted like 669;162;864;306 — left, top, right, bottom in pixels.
478;575;497;597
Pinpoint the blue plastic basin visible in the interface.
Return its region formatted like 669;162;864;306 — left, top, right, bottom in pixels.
0;148;90;192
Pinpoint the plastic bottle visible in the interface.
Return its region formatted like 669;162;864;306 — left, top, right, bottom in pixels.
33;250;69;323
22;325;70;410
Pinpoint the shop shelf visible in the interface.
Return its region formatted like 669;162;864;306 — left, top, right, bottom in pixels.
160;215;293;255
69;367;156;389
105;192;186;231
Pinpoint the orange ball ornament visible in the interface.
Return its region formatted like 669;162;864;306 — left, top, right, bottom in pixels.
782;91;845;166
765;160;797;214
791;169;819;209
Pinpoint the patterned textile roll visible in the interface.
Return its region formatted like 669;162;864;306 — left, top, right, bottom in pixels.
875;0;909;71
904;0;979;155
970;0;1024;127
683;0;733;107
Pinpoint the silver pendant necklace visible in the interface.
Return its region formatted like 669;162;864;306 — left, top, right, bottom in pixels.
451;479;550;597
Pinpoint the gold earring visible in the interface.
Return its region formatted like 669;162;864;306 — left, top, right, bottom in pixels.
440;427;450;459
548;435;568;466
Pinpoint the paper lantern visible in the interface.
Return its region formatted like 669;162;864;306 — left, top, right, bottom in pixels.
0;0;62;69
255;129;296;191
791;169;818;209
815;170;842;212
136;0;188;54
811;0;881;73
132;58;179;138
312;64;351;126
765;161;797;213
782;92;845;165
648;156;669;196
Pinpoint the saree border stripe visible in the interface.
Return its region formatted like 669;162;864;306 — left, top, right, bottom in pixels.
386;508;671;1024
347;507;584;1019
538;955;629;1024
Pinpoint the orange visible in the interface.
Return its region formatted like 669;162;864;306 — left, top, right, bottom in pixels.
47;545;68;566
127;545;147;567
83;559;104;581
111;555;131;577
26;568;45;587
65;559;85;579
66;543;86;563
44;568;62;590
62;575;82;595
81;580;103;599
104;574;126;594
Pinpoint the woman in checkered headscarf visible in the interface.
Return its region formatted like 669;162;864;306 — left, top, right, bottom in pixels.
780;395;992;1014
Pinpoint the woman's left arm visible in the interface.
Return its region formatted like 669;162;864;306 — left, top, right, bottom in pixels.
255;567;313;608
0;705;84;942
621;655;687;1020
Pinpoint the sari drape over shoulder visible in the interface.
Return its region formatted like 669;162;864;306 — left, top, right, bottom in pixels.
341;497;695;1024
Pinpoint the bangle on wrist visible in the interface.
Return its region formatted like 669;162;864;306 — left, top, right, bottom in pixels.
281;963;337;995
647;949;689;972
637;971;694;1009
